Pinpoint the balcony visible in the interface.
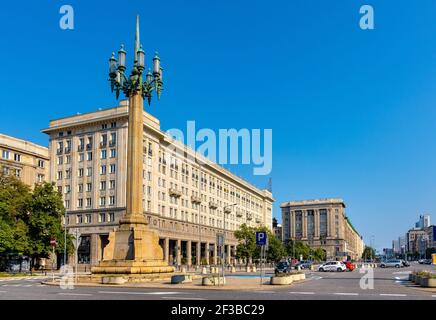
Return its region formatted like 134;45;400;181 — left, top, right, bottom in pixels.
209;201;218;209
255;218;261;223
224;207;232;214
247;214;253;221
169;188;182;198
191;195;202;204
236;212;243;218
100;141;107;148
77;145;84;152
86;144;93;150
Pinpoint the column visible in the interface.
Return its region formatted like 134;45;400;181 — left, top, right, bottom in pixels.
187;240;192;266
226;245;231;264
327;209;333;237
205;242;210;265
291;211;296;238
176;239;181;266
164;237;169;264
90;234;99;266
213;243;218;265
196;241;201;265
302;210;308;239
314;209;320;238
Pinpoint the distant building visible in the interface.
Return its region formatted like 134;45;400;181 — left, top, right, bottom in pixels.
272;217;283;242
0;133;49;186
392;239;400;254
406;228;426;254
415;214;431;229
281;198;364;261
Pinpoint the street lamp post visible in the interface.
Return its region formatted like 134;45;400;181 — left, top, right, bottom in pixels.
222;203;237;280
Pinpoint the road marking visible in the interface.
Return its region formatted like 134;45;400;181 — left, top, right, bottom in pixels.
0;291;7;293
380;293;407;297
289;291;315;295
98;291;183;295
161;297;206;300
58;293;93;296
432;295;436;298
334;293;359;296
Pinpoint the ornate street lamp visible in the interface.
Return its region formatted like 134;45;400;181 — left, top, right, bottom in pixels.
108;17;163;105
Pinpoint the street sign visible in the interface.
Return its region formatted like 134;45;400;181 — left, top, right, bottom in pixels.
50;237;57;247
256;231;267;246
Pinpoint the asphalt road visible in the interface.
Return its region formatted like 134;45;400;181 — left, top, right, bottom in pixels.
0;263;435;300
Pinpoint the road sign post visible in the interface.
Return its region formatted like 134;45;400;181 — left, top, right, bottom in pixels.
256;231;268;285
50;237;57;282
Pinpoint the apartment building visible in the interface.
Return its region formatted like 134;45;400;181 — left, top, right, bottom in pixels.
281;198;364;261
42;100;274;266
0;133;49;186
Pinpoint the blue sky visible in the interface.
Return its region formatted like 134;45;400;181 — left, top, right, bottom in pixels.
1;0;436;250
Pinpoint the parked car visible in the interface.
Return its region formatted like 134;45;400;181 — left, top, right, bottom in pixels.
296;260;313;269
275;261;292;275
424;259;433;265
380;259;403;268
342;261;355;271
318;261;347;272
401;260;410;267
418;259;425;264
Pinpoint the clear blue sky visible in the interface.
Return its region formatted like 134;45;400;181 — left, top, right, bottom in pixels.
1;0;436;250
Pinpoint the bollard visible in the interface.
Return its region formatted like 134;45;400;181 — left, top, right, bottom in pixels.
252;266;257;272
231;266;236;273
246;266;251;273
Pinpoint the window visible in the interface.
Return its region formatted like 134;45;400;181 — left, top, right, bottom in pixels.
100;181;106;191
100;134;107;147
110;164;116;174
87;152;93;161
109;196;115;205
85;214;92;224
86;183;92;192
57;171;63;180
147;171;152;181
76;215;83;224
38;160;44;168
110;122;117;128
101;150;107;159
14;153;21;162
100;165;106;175
64;200;70;209
65;155;71;164
110;149;116;158
78;168;84;177
78;153;84;162
99;197;106;206
86;167;92;177
77;198;83;208
2;150;9;160
57;186;62;193
109;180;116;189
65;169;71;179
99;213;106;223
110;132;117;146
102;124;108;130
58;156;63;165
86;198;92;207
108;212;115;222
78;183;83;193
65;185;71;193
37;174;45;182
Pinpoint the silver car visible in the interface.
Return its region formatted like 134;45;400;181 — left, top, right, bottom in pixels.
380;259;403;268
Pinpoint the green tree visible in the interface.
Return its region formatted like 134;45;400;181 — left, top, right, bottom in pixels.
27;182;73;266
362;246;376;260
286;240;311;260
310;247;327;262
234;224;257;265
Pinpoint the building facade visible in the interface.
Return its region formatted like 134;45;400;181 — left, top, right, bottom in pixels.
42;100;274;267
281;198;364;261
0;133;49;186
272;217;283;242
406;228;426;255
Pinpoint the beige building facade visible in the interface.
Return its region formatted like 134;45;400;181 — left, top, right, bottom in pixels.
0;133;49;186
281;198;364;261
42;100;274;267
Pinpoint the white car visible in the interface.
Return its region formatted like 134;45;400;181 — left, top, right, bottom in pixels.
318;261;347;272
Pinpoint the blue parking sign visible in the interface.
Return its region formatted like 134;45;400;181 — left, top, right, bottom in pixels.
256;231;267;245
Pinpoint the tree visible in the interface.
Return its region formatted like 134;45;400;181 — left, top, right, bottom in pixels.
362;246;376;260
234;224;257;265
311;247;327;262
27;182;73;266
286;240;311;260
